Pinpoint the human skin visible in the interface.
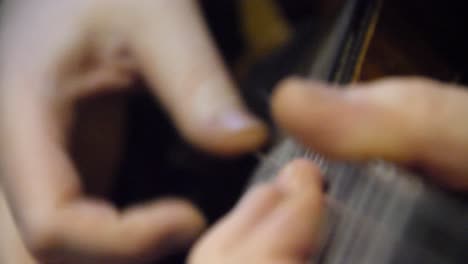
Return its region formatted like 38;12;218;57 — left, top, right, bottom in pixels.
0;0;267;263
189;77;468;264
272;77;468;190
2;1;468;263
189;159;324;264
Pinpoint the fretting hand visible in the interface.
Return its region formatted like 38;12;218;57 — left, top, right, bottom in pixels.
189;76;468;264
0;1;267;263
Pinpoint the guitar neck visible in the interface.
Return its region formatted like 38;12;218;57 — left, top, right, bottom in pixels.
248;0;468;263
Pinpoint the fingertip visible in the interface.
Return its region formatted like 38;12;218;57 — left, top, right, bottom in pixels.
275;159;323;193
129;198;207;237
271;77;396;160
212;113;269;155
117;199;207;259
254;159;324;261
152;200;207;255
182;111;269;156
165;199;207;236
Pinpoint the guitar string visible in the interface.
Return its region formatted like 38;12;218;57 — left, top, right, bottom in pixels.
253;150;450;263
258;150;450;263
311;148;440;264
248;57;454;261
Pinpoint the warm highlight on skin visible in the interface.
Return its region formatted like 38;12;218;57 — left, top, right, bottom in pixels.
189;159;324;264
0;0;266;263
272;77;468;190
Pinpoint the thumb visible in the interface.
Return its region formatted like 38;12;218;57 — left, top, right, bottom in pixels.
128;0;267;155
272;77;468;190
53;198;206;263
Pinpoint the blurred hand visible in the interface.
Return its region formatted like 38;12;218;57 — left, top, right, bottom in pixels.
189;76;468;264
189;159;324;264
0;0;266;263
273;77;468;190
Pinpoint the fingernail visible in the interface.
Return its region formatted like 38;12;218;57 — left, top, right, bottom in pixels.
276;159;319;192
276;165;302;193
218;110;263;131
199;109;268;155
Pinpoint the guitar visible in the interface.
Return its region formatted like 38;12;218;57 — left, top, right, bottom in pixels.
246;0;468;263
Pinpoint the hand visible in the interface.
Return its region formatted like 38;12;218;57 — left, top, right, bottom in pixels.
189;76;468;264
272;77;468;190
189;160;324;264
0;0;266;263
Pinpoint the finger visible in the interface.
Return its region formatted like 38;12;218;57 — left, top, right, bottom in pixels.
0;83;205;263
272;77;468;190
56;198;205;263
250;159;323;262
61;34;137;101
196;183;284;252
128;0;267;155
0;188;37;264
